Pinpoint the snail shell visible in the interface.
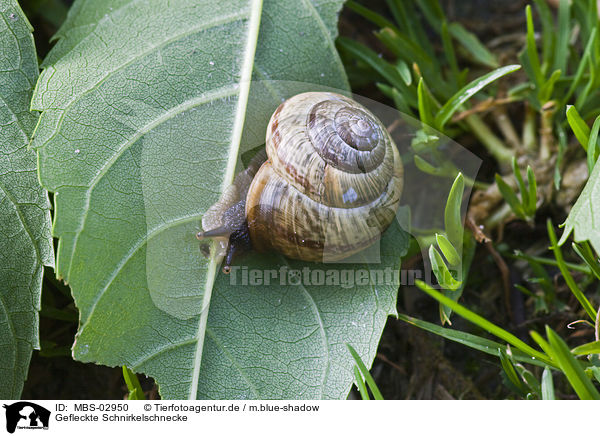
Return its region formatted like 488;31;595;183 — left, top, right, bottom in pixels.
198;92;403;268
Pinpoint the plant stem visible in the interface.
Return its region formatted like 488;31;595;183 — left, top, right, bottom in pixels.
494;107;521;150
540;102;557;161
465;114;514;167
522;104;537;152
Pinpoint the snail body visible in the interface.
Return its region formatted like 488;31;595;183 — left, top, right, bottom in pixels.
198;92;403;271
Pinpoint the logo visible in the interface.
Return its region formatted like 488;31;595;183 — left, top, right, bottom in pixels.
2;402;50;433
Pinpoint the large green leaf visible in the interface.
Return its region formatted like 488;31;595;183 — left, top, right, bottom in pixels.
31;0;408;399
558;160;600;254
0;0;53;399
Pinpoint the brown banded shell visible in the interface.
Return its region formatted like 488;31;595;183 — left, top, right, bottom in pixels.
245;92;403;262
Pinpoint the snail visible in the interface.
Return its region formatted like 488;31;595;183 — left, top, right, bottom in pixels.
197;92;403;273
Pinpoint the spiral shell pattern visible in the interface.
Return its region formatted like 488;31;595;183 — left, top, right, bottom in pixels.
246;92;403;262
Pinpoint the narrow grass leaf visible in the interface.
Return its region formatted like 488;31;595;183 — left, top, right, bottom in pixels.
338;38;412;98
417;78;434;126
441;20;460;85
545;326;600;400
587;115;600;172
448;22;499;68
541;367;555;399
444;173;464;248
547;220;597;320
434;65;520;129
414;281;553;365
525;5;544;87
376;28;433;77
563;28;597;105
526;166;538;216
386;0;436;60
538;69;561;103
416;0;444;32
346;344;383;400
533;0;555;68
377;83;413;115
397;314;552;368
346;0;399;32
414;155;446;176
516;364;542;398
396;60;412;85
353;366;370;400
512;157;529;211
553;0;571;74
571;340;600;356
566;105;591;150
429;246;461;290
123;366;145;400
436;233;461;267
439;234;476;325
499;350;528;394
496;174;526;219
572;241;600;280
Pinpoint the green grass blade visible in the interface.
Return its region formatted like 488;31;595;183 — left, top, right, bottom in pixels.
429;245;461;290
525;5;544;87
566;105;591;150
571;340;600;356
448;22;499;68
526;166;538;216
123;366;145;400
396;60;412;85
414;155;445;176
586;115;600;172
346;0;399;32
541;366;555;399
434;65;520;129
346;344;383;400
441;20;460;85
512;157;529;211
415;0;444;32
397;314;552;368
414;280;553;365
436;233;461;266
545;326;600;400
444;172;464;248
547;220;597;320
533;0;555;68
353;366;370;400
499;350;528;394
338;37;412;98
572;241;600;280
377;83;414;115
562;28;597;106
386;0;436;60
496;174;526;219
417;78;435;126
516;364;542;398
376;27;432;71
538;69;561;104
553;0;571;74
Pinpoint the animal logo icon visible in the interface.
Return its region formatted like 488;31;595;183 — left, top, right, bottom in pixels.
2;402;50;433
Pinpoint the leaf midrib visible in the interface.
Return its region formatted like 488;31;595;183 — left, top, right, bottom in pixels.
189;0;264;400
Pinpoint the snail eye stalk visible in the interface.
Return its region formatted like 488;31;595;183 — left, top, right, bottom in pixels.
222;221;252;274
